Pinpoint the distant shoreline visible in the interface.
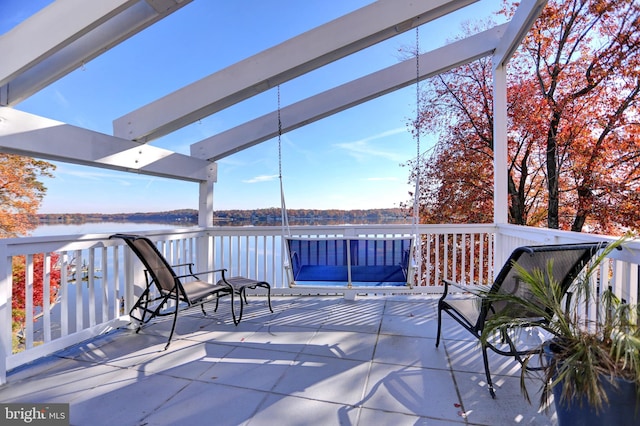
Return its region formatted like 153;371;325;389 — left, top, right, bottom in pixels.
37;208;411;227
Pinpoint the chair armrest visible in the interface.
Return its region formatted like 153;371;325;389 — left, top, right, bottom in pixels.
169;262;197;277
442;279;489;296
564;291;573;313
177;268;228;280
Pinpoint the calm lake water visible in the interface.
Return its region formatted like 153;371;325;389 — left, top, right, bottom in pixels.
30;218;411;237
30;222;197;237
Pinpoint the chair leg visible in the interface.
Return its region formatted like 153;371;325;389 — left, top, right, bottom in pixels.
165;299;180;351
265;284;273;313
481;344;496;398
232;284;271;325
234;288;245;326
229;291;237;325
213;292;237;324
435;305;443;347
242;284;273;313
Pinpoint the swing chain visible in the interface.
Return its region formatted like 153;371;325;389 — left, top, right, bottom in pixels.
415;26;420;161
412;25;422;287
413;26;421;214
276;85;290;235
277;85;283;179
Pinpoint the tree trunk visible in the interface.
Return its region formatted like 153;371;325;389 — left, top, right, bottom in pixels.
546;113;561;229
508;169;527;225
571;185;592;232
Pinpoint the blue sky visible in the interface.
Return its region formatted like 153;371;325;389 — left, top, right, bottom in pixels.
1;1;503;214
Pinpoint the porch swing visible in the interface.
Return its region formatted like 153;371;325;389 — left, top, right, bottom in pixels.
280;28;422;290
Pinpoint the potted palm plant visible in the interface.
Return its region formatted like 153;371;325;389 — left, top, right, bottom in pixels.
481;236;640;426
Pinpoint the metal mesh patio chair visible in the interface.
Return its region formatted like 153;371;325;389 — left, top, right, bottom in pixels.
435;242;606;398
111;234;272;349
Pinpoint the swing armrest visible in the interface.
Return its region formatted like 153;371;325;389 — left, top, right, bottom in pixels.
289;252;300;277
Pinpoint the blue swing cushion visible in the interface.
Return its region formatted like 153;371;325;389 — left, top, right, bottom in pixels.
287;237;412;286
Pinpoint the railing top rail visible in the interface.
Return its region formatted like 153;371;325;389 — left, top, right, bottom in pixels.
0;227;211;256
285;235;414;241
496;224;639;263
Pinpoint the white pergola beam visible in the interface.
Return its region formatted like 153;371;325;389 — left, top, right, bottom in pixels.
0;108;215;182
0;0;192;106
191;25;505;161
493;0;547;69
113;0;479;142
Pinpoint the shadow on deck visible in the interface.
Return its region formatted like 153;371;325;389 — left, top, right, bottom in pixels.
0;295;556;425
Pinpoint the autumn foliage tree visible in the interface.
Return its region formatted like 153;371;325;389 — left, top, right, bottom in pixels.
1;153;57;343
0;154;56;237
412;0;640;233
11;253;61;332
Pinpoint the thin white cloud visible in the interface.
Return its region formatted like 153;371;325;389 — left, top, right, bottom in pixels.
334;127;409;162
62;169;119;180
243;174;278;184
365;177;398;182
54;89;70;108
53;165;150;186
217;157;248;167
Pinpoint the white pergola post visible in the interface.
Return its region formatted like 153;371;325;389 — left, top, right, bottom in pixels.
492;63;509;270
197;169;216;272
0;245;10;385
490;0;547;269
492;64;509;225
198;177;215;228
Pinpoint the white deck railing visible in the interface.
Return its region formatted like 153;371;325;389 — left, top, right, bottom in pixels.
1;224;637;384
